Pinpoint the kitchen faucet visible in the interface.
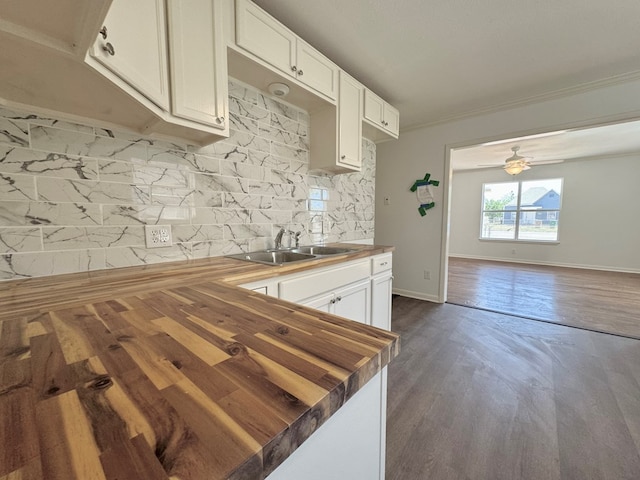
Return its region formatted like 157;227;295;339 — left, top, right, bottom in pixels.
274;228;286;249
274;229;302;249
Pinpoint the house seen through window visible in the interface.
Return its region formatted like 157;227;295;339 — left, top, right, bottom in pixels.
481;178;563;241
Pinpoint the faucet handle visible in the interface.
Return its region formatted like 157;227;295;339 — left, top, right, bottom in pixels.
294;231;302;247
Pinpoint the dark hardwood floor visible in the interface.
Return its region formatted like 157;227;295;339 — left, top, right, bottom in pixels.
386;297;640;480
447;257;640;339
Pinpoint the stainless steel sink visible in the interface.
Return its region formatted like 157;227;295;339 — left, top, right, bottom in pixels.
227;250;316;265
291;246;356;256
227;245;357;265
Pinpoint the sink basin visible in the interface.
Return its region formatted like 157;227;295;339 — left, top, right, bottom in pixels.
291;246;356;256
227;250;316;265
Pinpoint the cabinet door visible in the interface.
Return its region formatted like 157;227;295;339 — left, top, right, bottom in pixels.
371;272;393;331
236;0;296;77
363;89;385;128
296;39;338;100
90;0;170;110
333;279;370;325
302;292;334;313
167;0;228;128
383;103;400;136
338;72;363;169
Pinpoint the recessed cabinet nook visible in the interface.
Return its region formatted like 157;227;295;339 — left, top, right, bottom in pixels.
0;0;398;170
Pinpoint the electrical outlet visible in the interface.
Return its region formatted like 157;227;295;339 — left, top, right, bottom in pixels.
424;270;430;280
145;225;172;248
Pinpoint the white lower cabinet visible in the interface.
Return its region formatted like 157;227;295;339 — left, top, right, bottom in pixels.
371;272;393;330
266;369;386;480
301;278;370;324
238;252;393;480
331;279;370;324
240;253;392;329
302;292;333;313
278;259;371;324
371;253;393;330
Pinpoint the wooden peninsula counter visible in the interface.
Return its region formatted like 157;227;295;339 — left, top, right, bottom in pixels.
0;244;399;479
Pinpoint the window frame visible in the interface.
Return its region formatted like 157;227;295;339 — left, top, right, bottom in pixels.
479;178;563;243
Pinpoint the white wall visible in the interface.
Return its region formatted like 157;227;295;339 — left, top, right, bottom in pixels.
449;155;640;273
375;77;640;302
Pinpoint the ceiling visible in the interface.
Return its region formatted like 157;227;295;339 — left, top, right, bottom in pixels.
252;0;640;131
451;119;640;171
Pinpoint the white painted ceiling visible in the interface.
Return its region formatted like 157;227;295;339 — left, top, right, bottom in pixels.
252;0;640;130
450;119;640;170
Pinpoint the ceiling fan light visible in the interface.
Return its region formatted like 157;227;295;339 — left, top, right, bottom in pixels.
504;162;525;175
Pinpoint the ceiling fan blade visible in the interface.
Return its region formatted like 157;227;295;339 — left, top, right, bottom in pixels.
529;159;564;165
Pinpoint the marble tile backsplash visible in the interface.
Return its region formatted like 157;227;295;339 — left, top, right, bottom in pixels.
0;78;376;280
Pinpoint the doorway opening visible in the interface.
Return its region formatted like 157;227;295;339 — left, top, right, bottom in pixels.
442;119;640;339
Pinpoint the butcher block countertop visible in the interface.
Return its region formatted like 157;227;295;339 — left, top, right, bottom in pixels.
0;244;399;480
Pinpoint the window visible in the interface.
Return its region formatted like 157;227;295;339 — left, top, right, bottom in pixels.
481;178;563;242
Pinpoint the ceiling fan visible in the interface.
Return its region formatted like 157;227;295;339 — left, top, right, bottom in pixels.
502;146;531;175
480;146;564;175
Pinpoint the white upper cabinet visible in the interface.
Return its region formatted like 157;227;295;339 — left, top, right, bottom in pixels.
337;72;363;170
363;89;400;140
0;0;229;145
309;71;363;173
85;0;229;142
167;0;228;129
89;0;170;111
235;0;338;101
235;0;296;76
295;39;339;101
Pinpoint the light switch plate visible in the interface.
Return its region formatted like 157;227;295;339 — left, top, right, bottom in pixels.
145;225;172;248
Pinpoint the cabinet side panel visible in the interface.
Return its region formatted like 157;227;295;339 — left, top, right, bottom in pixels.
266;371;384;480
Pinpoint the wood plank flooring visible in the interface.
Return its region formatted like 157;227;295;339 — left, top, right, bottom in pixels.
385;297;640;480
447;258;640;339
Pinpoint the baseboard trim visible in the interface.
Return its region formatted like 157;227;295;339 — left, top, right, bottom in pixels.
392;288;441;303
448;254;640;275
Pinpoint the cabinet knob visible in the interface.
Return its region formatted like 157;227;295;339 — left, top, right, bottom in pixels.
298;69;304;76
216;116;224;125
341;155;346;160
336;296;342;302
291;65;297;72
103;42;115;56
99;26;108;40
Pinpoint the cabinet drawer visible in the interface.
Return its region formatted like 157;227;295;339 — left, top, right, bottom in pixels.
279;260;370;303
371;254;392;275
